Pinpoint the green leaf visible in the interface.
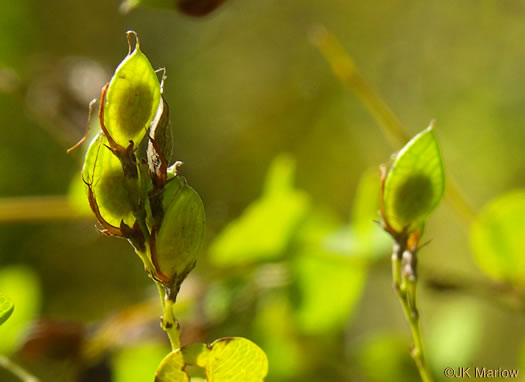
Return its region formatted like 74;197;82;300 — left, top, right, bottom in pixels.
470;191;525;284
253;295;302;379
204;337;268;381
156;349;190;382
113;341;171;382
427;300;482;373
82;132;136;227
293;250;366;334
157;338;267;381
209;155;310;266
351;168;391;258
0;266;41;354
357;334;420;382
104;33;161;147
383;124;445;233
157;338;267;382
0;295;14;326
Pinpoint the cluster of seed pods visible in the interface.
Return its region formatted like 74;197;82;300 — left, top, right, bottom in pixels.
81;32;206;294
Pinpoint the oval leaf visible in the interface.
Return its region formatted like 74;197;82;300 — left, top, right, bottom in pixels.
383;124;445;232
104;35;161;147
470;191;525;284
206;337;268;381
155;349;190;382
0;295;14;326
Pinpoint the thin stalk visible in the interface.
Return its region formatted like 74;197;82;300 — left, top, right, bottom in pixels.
0;355;40;382
160;287;181;350
392;244;434;382
0;196;91;223
310;25;476;225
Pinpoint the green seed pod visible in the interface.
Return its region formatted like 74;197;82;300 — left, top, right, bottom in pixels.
152;176;206;284
103;32;161;148
382;124;445;233
83;133;136;229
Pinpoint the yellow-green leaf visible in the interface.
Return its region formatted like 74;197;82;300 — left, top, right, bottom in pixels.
383;124;445;233
104;34;161;147
156;339;267;381
155;349;190;382
470;191;525;284
205;337;268;381
0;295;14;326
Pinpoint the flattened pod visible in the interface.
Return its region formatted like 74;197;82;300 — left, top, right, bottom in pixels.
383;124;445;233
154;177;206;282
83;133;136;228
103;35;161;148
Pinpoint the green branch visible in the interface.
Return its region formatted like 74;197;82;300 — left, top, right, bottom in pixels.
0;355;40;382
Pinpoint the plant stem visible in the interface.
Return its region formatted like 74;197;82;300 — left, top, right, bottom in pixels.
158;283;181;351
392;244;434;382
310;25;476;225
0;355;40;382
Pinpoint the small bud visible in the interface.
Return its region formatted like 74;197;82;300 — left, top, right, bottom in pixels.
151;176;206;285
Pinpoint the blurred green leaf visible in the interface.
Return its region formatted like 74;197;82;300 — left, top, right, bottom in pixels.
113;341;171;382
210;155;310;266
104;33;161;148
351;169;391;259
254;294;301;379
0;294;14;326
357;334;420;382
383;124;445;233
0;266;41;354
293;250;366;334
322;225;390;262
427;300;482;373
470;191;525;284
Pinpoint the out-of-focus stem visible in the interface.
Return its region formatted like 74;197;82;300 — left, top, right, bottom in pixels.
0;196;91;222
0;355;40;382
310;25;476;225
392;244;434;382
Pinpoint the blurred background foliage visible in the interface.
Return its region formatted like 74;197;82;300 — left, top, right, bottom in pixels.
1;1;525;381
